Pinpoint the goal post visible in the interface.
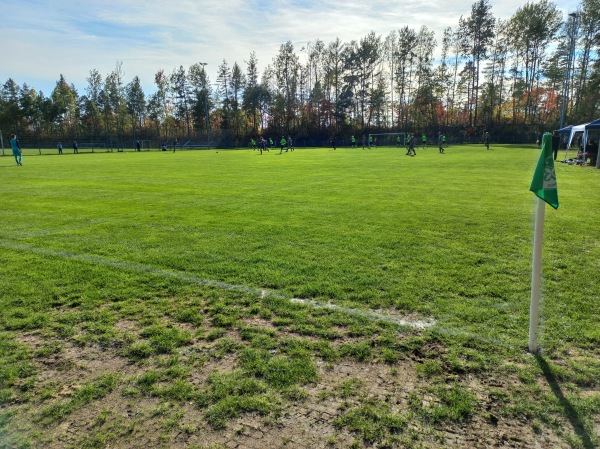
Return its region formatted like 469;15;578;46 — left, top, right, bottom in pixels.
133;140;153;151
77;142;106;153
368;132;406;147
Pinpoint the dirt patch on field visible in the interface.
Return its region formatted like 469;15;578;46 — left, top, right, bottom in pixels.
7;332;587;449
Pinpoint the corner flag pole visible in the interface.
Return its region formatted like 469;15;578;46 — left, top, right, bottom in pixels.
528;198;545;353
528;132;559;354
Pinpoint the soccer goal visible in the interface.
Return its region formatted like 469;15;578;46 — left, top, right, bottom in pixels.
368;132;406;147
78;142;106;153
133;140;153;151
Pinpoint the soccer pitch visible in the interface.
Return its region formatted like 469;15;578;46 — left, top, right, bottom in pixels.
1;145;599;448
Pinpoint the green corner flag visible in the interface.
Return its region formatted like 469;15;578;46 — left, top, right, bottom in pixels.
530;132;559;210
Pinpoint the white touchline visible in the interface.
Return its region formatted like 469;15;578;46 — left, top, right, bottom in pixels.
2;241;435;330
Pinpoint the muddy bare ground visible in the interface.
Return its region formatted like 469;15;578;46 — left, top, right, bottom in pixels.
4;328;595;449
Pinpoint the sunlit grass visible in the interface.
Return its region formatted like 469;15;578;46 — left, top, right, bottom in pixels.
0;144;598;447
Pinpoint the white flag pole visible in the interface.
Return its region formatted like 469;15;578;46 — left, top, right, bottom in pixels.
528;197;546;353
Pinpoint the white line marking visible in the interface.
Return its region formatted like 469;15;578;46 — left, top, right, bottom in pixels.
1;241;435;330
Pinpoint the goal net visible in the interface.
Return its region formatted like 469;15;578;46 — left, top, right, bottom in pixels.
78;142;106;152
133;140;152;151
367;132;406;147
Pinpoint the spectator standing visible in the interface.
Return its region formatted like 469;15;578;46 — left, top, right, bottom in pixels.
551;131;560;161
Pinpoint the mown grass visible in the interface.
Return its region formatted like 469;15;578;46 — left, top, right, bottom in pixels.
0;144;599;448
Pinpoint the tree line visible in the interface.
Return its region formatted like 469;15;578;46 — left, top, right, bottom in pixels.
2;0;599;147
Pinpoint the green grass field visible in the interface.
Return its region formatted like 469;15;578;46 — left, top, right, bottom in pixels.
1;144;599;448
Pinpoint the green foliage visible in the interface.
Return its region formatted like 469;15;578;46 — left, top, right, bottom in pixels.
199;371;278;428
172;308;204;326
334;401;407;443
213;336;240;355
207;370;268;401
239;347;318;388
414;384;478;423
125;341;154;361
204;394;275;429
139;325;192;354
336;377;366;399
38;373;119;424
2;309;48;331
154;379;196;402
339;341;373;362
416;360;444;378
0;336;36;391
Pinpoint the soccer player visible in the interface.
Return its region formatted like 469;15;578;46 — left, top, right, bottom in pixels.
442;134;447;148
396;136;401;147
58;142;63;154
10;134;22;165
369;135;373;148
351;135;356;148
438;132;444;153
331;136;336;150
422;133;427;148
250;138;256;150
136;140;141;152
406;133;416;156
484;132;490;150
279;136;287;154
259;136;268;154
269;137;274;149
73;141;78;154
287;136;294;152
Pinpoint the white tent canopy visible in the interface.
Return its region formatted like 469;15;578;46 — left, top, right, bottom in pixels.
566;122;589;150
560;119;600;168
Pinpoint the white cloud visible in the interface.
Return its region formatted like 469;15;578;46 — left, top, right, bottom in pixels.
0;0;583;96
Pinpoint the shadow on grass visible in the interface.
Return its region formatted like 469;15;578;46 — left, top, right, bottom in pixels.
535;355;595;449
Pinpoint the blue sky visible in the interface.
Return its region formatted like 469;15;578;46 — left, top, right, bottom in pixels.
1;0;581;97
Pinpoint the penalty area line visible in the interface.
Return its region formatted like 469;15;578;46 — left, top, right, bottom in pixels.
2;241;435;330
